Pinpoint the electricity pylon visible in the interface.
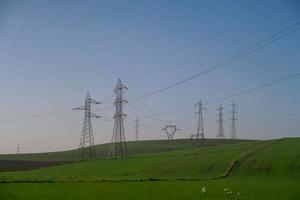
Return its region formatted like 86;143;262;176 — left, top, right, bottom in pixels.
162;125;178;140
17;144;20;154
216;105;225;140
108;78;128;158
191;99;205;144
73;92;101;160
230;100;238;139
135;118;139;141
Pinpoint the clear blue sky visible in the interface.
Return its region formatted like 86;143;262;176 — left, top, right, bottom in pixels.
0;0;299;153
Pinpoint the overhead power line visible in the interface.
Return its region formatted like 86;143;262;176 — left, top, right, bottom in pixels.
246;110;300;119
135;71;300;118
141;125;164;137
138;106;194;118
0;103;112;125
125;105;166;125
0;109;72;124
129;20;300;102
168;116;197;123
203;72;300;105
0;120;81;134
239;114;300;125
127;90;170;125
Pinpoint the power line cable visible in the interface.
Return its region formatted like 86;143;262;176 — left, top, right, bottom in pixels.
0;108;73;124
135;71;300;118
129;20;300;102
127;90;170;125
245;110;300;119
203;72;300;105
138;106;194;118
0;120;81;134
239;114;300;125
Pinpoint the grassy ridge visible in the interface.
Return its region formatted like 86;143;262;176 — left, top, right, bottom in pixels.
1;138;299;182
231;138;300;179
0;140;268;181
0;138;300;200
0;139;246;161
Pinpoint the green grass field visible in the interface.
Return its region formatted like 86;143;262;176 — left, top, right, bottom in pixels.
1;178;299;200
0;138;299;200
0;139;246;161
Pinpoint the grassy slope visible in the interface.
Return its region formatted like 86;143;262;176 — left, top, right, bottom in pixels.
0;139;246;161
1;138;299;181
0;138;300;200
231;137;300;179
0;178;299;200
0;140;268;181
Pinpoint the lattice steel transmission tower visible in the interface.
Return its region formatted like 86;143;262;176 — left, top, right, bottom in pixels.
17;144;20;154
135;118;139;141
230;100;238;139
73;92;101;160
216;105;225;140
108;78;128;158
191;99;205;143
162;125;178;140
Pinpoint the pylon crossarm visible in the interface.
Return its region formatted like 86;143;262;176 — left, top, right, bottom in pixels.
72;106;85;111
89;113;101;118
90;99;101;104
74;92;100;160
108;78;127;159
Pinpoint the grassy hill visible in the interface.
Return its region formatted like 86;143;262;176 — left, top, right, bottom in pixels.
231;137;300;179
0;139;273;181
0;138;299;200
0;138;246;161
1;138;299;181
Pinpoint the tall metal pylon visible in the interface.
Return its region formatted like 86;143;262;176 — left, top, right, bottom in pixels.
108;78;128;158
162;125;178;140
135;118;139;141
216;105;225;140
17;144;20;154
230;100;238;139
73;92;101;160
191;99;205;143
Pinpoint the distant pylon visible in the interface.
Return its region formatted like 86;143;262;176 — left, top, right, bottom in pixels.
162;125;178;140
108;78;128;158
135;118;139;141
73;92;101;160
216;105;225;139
17;144;20;154
191;99;205;143
230;100;238;139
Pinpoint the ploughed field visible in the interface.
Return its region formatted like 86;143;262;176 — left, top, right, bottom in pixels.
0;138;299;200
0;160;71;171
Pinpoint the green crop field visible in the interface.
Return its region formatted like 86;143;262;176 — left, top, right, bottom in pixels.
0;139;246;161
0;138;299;200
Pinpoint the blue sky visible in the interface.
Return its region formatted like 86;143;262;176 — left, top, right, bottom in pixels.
0;0;299;153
